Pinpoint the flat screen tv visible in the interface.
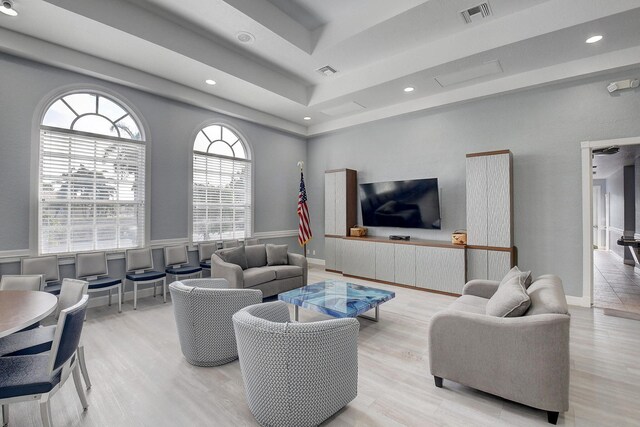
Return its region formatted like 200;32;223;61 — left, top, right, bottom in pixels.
359;178;441;229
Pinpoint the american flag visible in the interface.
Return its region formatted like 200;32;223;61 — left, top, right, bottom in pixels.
297;171;312;246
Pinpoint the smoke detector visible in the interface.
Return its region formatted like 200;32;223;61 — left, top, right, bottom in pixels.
316;65;337;77
236;31;255;44
607;78;639;93
461;2;491;24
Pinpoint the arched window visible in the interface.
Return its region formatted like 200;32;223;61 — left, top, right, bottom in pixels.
192;124;252;242
39;91;146;254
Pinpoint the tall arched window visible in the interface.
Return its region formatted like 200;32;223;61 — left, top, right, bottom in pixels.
192;124;252;242
39;91;146;254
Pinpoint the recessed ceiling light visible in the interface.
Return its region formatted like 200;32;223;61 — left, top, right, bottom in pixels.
586;35;603;44
303;116;311;121
404;86;415;93
237;31;255;44
0;0;17;16
205;79;216;85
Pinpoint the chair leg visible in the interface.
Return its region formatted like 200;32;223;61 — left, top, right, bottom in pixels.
2;404;8;427
547;411;559;425
108;288;112;306
117;284;122;313
133;283;138;310
78;345;92;389
434;376;443;388
72;362;89;410
163;278;167;303
39;396;52;427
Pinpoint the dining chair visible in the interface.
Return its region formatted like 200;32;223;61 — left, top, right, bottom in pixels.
75;251;122;313
125;247;166;309
222;239;239;249
244;238;259;246
0;275;45;291
21;255;62;295
0;279;93;390
197;242;218;272
0;295;90;427
164;245;202;283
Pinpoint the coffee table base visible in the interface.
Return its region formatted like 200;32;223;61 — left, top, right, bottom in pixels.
293;304;380;322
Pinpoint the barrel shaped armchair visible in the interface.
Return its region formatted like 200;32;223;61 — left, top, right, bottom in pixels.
169;279;262;366
232;301;359;427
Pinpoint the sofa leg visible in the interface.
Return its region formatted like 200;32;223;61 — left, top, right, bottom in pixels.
547;411;559;425
434;376;443;388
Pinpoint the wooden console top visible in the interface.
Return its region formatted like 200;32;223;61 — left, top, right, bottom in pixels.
341;235;465;249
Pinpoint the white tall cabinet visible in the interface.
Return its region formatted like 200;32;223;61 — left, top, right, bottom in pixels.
466;150;515;281
324;169;357;272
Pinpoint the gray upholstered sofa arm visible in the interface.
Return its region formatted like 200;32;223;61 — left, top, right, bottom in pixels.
428;310;570;412
211;254;244;288
462;279;500;299
288;252;308;285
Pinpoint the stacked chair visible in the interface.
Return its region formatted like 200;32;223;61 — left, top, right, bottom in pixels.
0;275;45;291
197;242;218;273
76;251;122;313
124;248;167;309
21;255;61;294
164;245;202;282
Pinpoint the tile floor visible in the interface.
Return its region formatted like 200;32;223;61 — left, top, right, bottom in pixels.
593;249;640;314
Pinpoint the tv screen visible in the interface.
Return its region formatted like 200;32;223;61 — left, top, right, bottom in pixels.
359;178;441;229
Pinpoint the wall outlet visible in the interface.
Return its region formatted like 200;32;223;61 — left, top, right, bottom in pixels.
312;250;316;255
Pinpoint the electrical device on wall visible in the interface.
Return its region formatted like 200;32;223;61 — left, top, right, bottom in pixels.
607;79;639;93
389;235;411;241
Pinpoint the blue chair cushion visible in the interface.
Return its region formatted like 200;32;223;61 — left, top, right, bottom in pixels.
199;261;211;269
87;277;121;290
165;266;202;275
44;282;62;295
0;354;61;399
0;326;55;357
126;270;166;282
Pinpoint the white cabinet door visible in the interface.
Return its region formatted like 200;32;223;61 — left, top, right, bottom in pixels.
466;249;488;281
335;238;343;272
416;247;466;294
487;154;511;247
343;239;375;278
488;250;511;281
324;173;336;235
375;242;395;282
394;244;416;286
335;170;347;236
341;239;357;276
466;156;488;246
325;237;336;271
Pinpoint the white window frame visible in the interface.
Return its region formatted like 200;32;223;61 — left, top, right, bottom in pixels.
30;85;151;256
188;121;254;245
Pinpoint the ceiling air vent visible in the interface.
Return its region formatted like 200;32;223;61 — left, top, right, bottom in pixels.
461;2;491;24
316;65;337;77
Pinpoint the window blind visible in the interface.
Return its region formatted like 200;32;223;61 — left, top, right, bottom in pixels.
192;152;252;242
39;128;146;254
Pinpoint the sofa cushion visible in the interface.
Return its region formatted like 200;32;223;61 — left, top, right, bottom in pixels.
216;246;248;270
525;275;569;316
243;268;277;288
448;295;488;315
500;266;533;289
267;265;303;280
245;244;267;268
486;275;531;317
266;244;288;266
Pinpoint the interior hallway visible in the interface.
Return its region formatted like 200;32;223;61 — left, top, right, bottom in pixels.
594;250;640;315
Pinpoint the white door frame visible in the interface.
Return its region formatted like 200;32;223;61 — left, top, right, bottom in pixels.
581;136;640;308
592;185;601;248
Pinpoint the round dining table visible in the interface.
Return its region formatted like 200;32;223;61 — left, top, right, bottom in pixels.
0;290;58;338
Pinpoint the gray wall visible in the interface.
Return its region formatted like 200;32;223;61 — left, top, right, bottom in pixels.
0;53;306;250
307;68;640;297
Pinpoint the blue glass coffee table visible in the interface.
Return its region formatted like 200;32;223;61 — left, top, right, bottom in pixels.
278;280;395;322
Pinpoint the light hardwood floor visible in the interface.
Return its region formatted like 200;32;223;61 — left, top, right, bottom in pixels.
6;266;640;426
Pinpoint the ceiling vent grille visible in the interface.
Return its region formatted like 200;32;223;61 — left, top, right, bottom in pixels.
316;65;337;76
461;2;491;24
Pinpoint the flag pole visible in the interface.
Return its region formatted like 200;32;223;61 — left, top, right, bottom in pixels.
297;160;308;259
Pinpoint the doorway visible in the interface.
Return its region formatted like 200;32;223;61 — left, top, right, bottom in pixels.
585;138;640;316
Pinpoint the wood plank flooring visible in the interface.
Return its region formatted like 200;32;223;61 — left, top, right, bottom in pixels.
6;266;640;426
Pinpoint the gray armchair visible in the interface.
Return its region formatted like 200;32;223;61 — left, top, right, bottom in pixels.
429;275;570;425
169;279;262;366
232;301;359;427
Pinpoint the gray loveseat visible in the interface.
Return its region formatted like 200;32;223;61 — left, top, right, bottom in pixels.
211;244;307;297
428;275;570;425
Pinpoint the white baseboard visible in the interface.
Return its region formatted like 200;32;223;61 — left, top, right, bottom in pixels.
306;257;325;266
566;295;591;307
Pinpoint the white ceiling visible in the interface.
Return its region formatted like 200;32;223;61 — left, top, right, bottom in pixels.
1;0;640;136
